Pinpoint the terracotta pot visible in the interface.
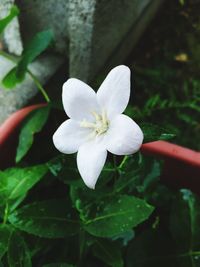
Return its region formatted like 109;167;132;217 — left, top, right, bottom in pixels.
0;104;45;169
0;105;200;193
141;141;200;195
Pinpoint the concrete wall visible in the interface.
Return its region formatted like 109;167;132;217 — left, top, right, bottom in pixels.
0;0;164;123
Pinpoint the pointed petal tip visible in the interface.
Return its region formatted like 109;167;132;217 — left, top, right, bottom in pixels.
80;172;98;190
85;182;96;190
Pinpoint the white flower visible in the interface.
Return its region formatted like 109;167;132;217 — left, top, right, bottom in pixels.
53;65;143;189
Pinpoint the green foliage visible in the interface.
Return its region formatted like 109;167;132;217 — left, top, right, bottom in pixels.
0;164;48;205
131;0;200;150
140;122;175;143
16;30;54;79
48;155;83;187
126;189;200;267
2;30;54;89
1;67;23;89
16;106;50;163
8;199;80;238
0;5;19;34
0;225;13;259
83;195;154;238
170;189;200;266
7;230;32;267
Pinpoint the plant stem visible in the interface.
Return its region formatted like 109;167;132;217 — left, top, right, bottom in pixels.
118;155;128;169
27;70;51;103
3;203;9;225
0;50;19;63
0;50;51;103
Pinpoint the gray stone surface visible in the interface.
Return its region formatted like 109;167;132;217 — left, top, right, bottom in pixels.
69;0;152;81
0;0;23;55
16;0;69;54
15;0;163;81
0;54;63;124
68;0;96;80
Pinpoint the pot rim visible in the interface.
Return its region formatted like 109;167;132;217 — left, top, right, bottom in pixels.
0;104;200;169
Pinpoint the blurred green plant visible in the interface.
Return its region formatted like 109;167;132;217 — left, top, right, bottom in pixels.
0;5;53;103
2;30;54;93
0;5;19;34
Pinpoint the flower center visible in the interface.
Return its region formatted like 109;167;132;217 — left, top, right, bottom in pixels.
80;110;109;136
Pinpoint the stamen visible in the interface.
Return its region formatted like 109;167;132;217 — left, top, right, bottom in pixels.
80;119;96;128
102;110;107;125
91;111;101;121
80;110;109;137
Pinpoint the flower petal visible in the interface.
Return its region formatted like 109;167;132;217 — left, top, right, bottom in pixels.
53;119;89;154
97;65;131;119
62;78;100;121
77;141;107;189
105;114;143;155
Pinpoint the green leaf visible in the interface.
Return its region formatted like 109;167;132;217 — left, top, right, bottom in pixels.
114;155;142;193
170;189;200;266
0;164;48;203
48;155;82;187
2;30;54;89
140;123;175;143
92;239;123;267
2;67;24;89
16;106;50;162
84;195;154;238
7;230;32;267
8;199;80;238
142;161;160;189
0;225;13;259
16;30;54;79
112;229;135;246
136;160;161;195
170;189;200;252
0;5;19;34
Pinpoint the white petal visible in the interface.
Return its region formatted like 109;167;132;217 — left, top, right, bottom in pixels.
105;114;143;155
53;119;89;154
97;65;131;119
62;78;100;121
77;141;107;189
